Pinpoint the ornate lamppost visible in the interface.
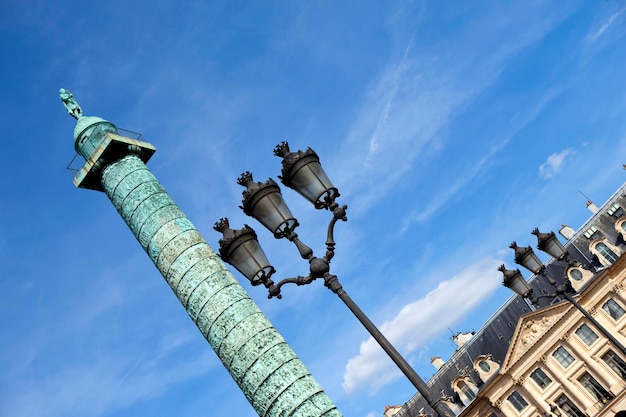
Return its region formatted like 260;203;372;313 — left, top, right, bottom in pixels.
214;142;453;417
499;228;626;356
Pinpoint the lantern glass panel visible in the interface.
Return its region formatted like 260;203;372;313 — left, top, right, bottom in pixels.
543;237;566;259
288;160;337;208
521;250;543;274
251;190;297;237
505;270;531;297
228;235;274;285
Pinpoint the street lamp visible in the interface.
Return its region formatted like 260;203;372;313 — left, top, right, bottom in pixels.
532;228;568;262
500;230;626;356
214;142;453;417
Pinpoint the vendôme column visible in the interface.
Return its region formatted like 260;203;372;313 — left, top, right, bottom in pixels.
60;89;342;417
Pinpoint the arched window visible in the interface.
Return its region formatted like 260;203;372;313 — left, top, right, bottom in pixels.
590;239;621;267
478;360;490;372
596;242;619;264
458;381;476;400
616;218;626;240
452;377;479;406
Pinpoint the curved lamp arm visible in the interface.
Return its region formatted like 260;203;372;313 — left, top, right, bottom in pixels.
324;203;348;262
266;275;316;299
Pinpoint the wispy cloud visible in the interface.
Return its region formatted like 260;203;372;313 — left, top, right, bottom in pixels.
334;4;576;218
538;148;575;179
365;34;416;162
586;7;626;44
402;86;565;229
335;56;466;213
342;256;502;394
2;334;214;417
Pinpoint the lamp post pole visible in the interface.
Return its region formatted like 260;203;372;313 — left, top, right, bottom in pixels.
502;230;626;357
215;143;453;417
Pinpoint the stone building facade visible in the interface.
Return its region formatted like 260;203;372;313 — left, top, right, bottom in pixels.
394;181;626;417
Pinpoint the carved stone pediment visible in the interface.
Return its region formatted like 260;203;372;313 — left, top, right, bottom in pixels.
502;303;571;372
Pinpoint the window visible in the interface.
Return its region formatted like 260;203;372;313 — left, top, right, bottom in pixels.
507;391;528;412
595;242;619;264
602;350;626;378
553;347;575;368
530;368;552;389
555;394;585;417
474;356;499;383
550;296;563;305
584;226;599;239
575;324;598;346
458;381;476;401
608;203;623;217
603;299;626;320
569;268;583;281
616;218;626;240
578;372;614;404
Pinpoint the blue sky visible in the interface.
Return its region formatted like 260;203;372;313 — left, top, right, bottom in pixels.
2;1;626;417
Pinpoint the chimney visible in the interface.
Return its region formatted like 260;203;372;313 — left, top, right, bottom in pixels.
453;331;475;347
559;224;575;240
431;356;445;370
586;200;599;214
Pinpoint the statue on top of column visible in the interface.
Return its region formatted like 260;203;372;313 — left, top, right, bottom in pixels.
59;88;83;119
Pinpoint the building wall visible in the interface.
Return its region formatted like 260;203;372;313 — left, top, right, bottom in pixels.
396;183;626;417
478;256;626;417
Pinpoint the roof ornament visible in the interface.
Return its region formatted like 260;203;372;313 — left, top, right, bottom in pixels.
59;88;83;120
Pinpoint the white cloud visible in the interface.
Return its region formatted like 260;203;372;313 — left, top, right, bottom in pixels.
342;256;502;394
538;148;575;179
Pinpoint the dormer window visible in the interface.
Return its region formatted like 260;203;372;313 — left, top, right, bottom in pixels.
608;203;623;217
590;239;620;266
569;268;583;281
567;266;592;291
459;381;476;400
452;376;479;406
584;226;599;239
474;355;500;383
616;218;626;240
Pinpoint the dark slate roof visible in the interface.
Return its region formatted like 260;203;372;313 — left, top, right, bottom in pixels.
396;183;626;417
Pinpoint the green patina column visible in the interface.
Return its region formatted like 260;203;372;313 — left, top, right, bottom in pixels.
60;89;342;417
